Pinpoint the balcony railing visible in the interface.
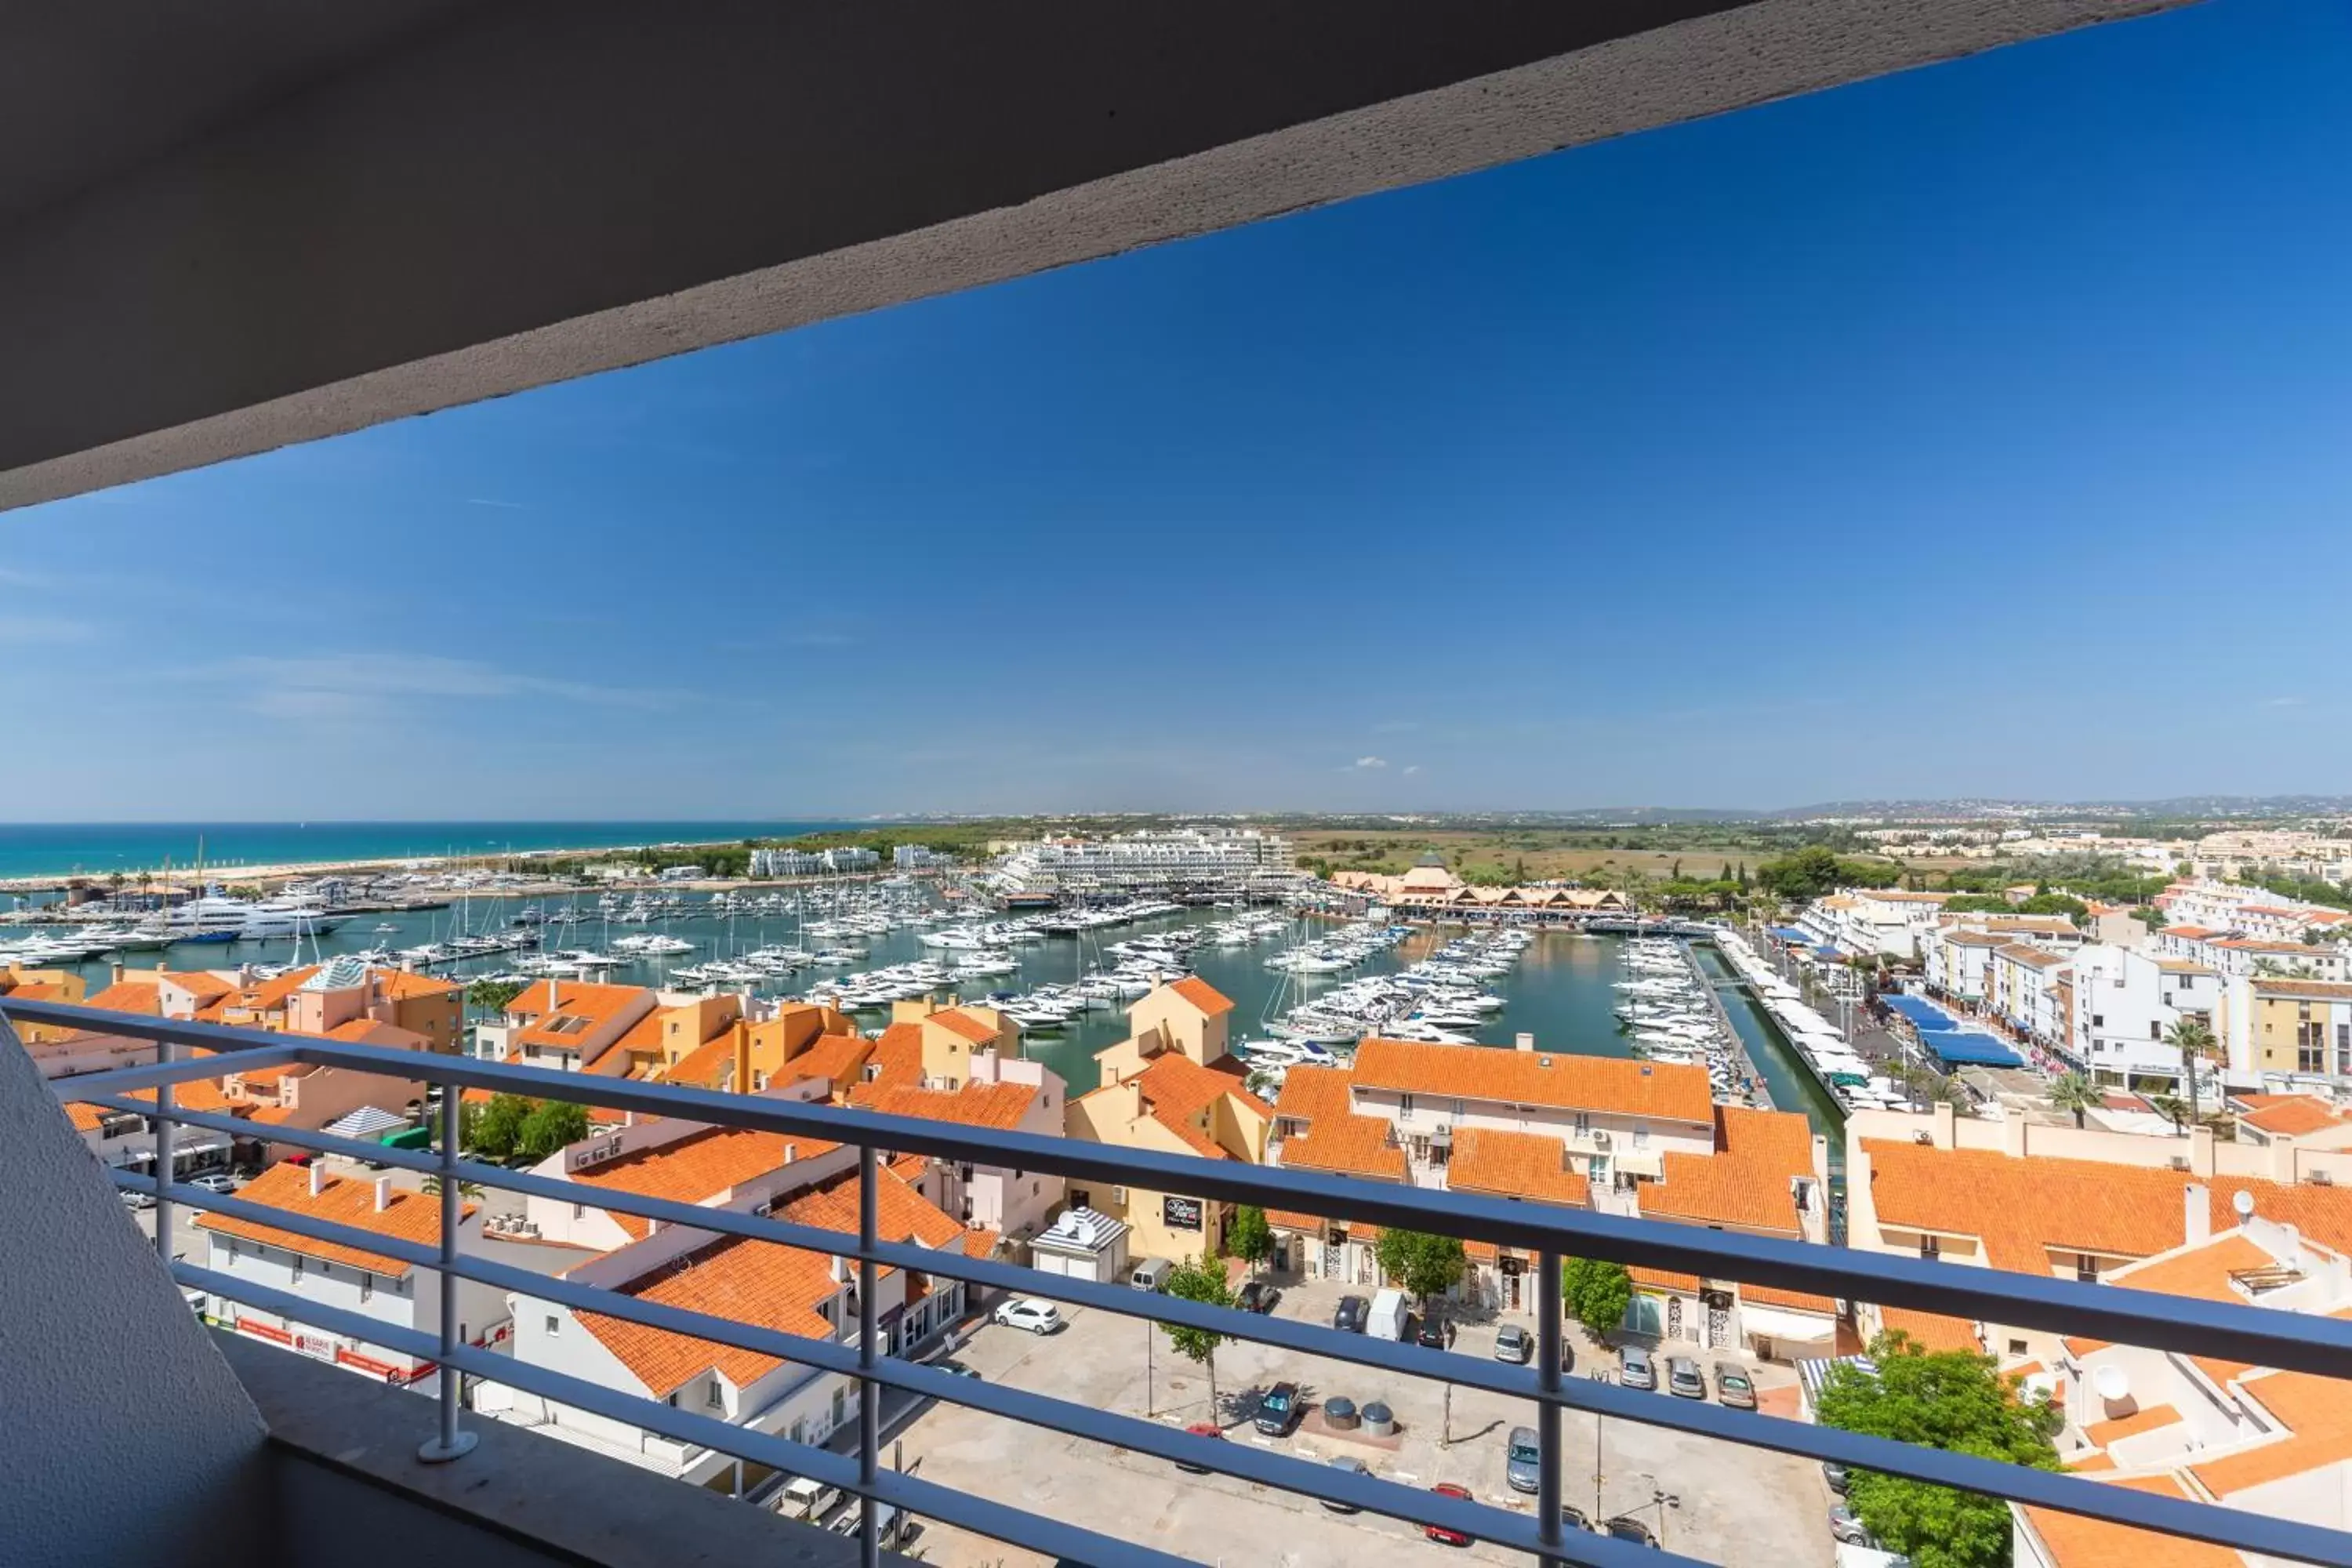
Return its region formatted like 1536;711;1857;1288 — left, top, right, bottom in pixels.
13;994;2352;1568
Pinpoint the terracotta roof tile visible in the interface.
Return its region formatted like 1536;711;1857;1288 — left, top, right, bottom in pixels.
568;1127;837;1242
929;1007;999;1045
662;1033;738;1091
1645;1106;1812;1234
1446;1127;1589;1206
2234;1095;2347;1138
574;1236;839;1396
1877;1306;1982;1354
790;1032;874;1091
1351;1038;1712;1123
847;1080;1036;1132
84;981;161;1014
862;1023;927;1091
2083;1403;2181;1446
2022;1474;2243;1568
196;1163;471;1276
1165;976;1236;1017
1269;1064;1403;1179
2192;1370;2352;1495
371;967;461;1000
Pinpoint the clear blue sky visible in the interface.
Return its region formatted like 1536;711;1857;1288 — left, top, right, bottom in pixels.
7;0;2349;820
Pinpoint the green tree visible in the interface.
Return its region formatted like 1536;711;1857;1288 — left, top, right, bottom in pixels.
1816;1331;2061;1568
2149;1093;2190;1133
1160;1254;1236;1418
1374;1229;1468;1308
466;1093;534;1160
2046;1072;2099;1130
1225;1205;1274;1280
517;1099;590;1161
466;977;528;1015
2164;1017;2217;1128
420;1174;486;1199
1559;1255;1635;1341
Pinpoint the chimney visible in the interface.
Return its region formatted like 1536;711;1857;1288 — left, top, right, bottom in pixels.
374;1176;393;1213
2191;1123;2218;1178
733;1019;752;1098
110;960;125;985
310;1163;327;1198
1932;1101;1958;1149
2183;1181;2211;1247
546;975;559;1011
784;1142;797;1164
1515;1033;1535;1053
2002;1109;2029;1159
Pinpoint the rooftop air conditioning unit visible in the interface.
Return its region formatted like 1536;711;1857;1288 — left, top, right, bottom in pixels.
2168;1156;2191;1171
2311;1170;2335;1187
1592;1131;1612;1149
1914;1131;1934;1146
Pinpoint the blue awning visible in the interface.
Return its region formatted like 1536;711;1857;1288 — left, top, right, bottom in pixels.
1883;994;1956;1031
1769;927;1814;944
1814;946;1846;960
1919;1029;2021;1068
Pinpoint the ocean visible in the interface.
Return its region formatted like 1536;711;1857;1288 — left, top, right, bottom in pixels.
0;822;855;882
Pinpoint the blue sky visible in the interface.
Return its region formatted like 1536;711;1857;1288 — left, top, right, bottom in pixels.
6;0;2350;820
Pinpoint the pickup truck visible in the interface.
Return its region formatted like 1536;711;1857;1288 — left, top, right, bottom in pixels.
774;1476;840;1524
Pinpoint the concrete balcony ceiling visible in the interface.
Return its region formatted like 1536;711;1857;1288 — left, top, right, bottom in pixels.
0;0;2184;511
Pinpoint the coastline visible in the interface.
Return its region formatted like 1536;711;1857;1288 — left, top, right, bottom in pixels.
0;835;772;896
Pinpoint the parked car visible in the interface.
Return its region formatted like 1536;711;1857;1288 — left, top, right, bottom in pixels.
1425;1482;1476;1546
190;1172;239;1194
1366;1287;1411;1341
1321;1453;1367;1512
1560;1504;1592;1533
1505;1425;1542;1494
1619;1346;1657;1391
773;1475;840;1523
1130;1258;1173;1292
1236;1281;1279;1314
826;1501;912;1550
1829;1504;1875;1546
1254;1381;1301;1437
1174;1421;1222;1473
1494;1324;1533;1363
1333;1294;1368;1334
1822;1460;1851;1494
1414;1312;1450;1350
1604;1516;1661;1548
282;1152;314;1168
120;1189;157;1212
1666;1356;1707;1399
931;1358;981;1380
1713;1362;1756;1410
992;1298;1062;1335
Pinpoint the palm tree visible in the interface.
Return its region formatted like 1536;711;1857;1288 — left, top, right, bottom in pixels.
2164;1018;2217;1131
1896;1064;1939;1112
421;1174;486;1199
2047;1072;2099;1130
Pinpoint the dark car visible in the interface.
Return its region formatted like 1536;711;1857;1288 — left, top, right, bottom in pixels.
1334;1294;1368;1334
1414;1313;1450;1350
1174;1421;1222;1473
931;1358;982;1380
1425;1482;1475;1546
1254;1381;1301;1438
1236;1281;1280;1315
1604;1516;1660;1548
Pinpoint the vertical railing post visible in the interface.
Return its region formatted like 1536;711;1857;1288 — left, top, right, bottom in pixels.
858;1142;880;1568
1538;1247;1564;1568
154;1037;176;1267
419;1080;477;1461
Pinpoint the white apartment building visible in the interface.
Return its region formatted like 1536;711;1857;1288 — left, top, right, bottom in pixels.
2067;944;2220;1093
1988;943;2070;1044
500;1161;985;1490
2201;937;2347;983
845;1051;1066;1243
892;844;939;869
2188;829;2352;884
748;845;880;877
993;827;1295;893
1798;888;1954;960
197;1163;502;1392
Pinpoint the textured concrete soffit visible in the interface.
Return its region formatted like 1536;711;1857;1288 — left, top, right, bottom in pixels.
0;0;2181;510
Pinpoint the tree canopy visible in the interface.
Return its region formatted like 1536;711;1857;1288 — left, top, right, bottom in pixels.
1755;846;1899;901
1225;1205;1275;1277
465;977;528;1014
1374;1229;1468;1304
517;1099;590;1161
1160;1254;1236;1417
2045;1073;2099;1130
464;1092;535;1160
1559;1256;1634;1341
1816;1331;2060;1568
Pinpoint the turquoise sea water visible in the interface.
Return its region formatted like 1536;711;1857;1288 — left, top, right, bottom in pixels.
0;822;851;881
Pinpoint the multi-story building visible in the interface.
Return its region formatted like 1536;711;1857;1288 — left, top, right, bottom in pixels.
993;827;1294;894
520;1117;848;1253
1990;943;2071;1044
891;844;939;869
1065;977;1269;1265
477;979;658;1073
501;1159;991;1490
2219;977;2352;1087
197;1162;499;1392
849;1052;1066;1245
2067;944;2218;1093
1799;889;1954;960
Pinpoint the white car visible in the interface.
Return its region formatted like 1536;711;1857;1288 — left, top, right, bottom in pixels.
189;1173;240;1194
992;1298;1062;1335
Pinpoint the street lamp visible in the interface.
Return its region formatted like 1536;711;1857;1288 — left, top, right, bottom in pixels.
1635;1472;1681;1547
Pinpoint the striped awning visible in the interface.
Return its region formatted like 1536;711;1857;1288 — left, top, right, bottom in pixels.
321;1105;408;1142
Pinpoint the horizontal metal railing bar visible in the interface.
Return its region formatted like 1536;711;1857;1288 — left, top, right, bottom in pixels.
45;1002;2352;1561
40;1040;306;1094
4;1000;320;1060
46;1006;2352;1385
132;1166;2352;1566
169;1262;1196;1568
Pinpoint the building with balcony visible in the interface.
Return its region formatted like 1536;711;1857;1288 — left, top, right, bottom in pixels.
2221;978;2352;1087
2068;944;2218;1093
848;1054;1066;1245
993;828;1294;895
478;980;659;1073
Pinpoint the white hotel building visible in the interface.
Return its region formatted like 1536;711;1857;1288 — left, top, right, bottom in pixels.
993;827;1295;893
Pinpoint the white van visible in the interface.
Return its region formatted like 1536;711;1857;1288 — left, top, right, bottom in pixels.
1131;1257;1173;1292
1366;1287;1411;1341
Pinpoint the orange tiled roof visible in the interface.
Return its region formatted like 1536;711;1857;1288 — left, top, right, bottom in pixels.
85;980;162;1014
196;1163;471;1276
320;1018;427;1047
2066;1451;2118;1473
198;965;322;1021
790;1031;874;1091
575;1234;839;1396
1116;1052;1265;1159
1864;1140;2352;1274
1877;1305;1981;1354
1350;1038;1712;1123
848;1079;1036;1132
161;971;237;1004
862;1023;927;1091
505;980;651;1050
1645;1105;1813;1235
372;967;461;1000
1446;1127;1590;1206
661;1033;737;1091
2084;1403;2180;1446
2192;1370;2352;1495
1164;976;1236;1017
2235;1094;2347;1138
2023;1474;2242;1568
2250;978;2352;1002
1269;1064;1403;1179
1740;1280;1838;1315
1632;1265;1700;1294
928;1007;999;1045
569;1127;837;1242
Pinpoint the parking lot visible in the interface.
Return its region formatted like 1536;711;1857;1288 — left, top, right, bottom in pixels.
887;1275;1832;1566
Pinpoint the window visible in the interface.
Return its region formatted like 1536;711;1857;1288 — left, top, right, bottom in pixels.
1920;1236;1940;1261
1399;1093;1415;1120
1573;1111;1591;1135
546;1315;560;1335
1632;1124;1649;1150
291;1257;304;1282
2150;1021;2162;1040
572;1203;586;1221
708;1378;725;1410
2076;1253;2100;1284
2008;1338;2029;1357
1069;1188;1089;1210
360;1274;373;1303
2092;1014;2104;1028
